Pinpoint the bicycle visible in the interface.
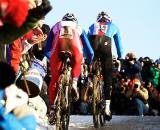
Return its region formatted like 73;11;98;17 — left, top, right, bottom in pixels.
53;51;72;130
90;56;106;128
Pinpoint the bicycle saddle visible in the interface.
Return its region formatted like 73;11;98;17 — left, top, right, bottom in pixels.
58;51;72;61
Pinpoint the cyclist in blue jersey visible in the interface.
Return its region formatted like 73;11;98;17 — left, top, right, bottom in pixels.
88;11;123;121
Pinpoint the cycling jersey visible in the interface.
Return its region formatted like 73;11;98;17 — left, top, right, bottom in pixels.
87;21;123;101
88;22;123;58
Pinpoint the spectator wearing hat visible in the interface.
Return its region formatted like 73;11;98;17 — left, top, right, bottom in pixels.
125;79;149;116
122;52;142;80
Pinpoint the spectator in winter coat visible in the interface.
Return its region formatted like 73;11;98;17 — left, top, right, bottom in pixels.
0;62;36;130
122;52;142;80
125;79;149;116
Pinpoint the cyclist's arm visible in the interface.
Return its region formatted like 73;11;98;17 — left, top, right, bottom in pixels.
80;29;94;64
113;28;123;58
44;28;54;59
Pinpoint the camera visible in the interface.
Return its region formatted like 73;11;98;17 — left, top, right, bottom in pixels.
134;84;139;88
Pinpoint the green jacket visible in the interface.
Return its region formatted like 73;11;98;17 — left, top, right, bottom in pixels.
150;66;160;88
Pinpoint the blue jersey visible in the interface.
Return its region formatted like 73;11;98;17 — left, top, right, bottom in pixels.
88;21;123;58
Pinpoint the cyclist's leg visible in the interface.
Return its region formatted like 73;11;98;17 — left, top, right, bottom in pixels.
101;54;113;121
71;43;83;101
48;50;63;124
48;50;62;106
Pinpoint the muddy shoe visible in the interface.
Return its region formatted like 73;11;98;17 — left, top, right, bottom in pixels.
47;107;56;125
104;100;112;121
105;111;112;121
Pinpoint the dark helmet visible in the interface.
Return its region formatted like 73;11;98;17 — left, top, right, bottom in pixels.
62;13;78;23
97;11;112;22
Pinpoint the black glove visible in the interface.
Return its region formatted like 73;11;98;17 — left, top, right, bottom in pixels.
28;0;52;20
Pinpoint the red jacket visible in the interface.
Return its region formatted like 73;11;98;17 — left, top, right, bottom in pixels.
10;39;22;73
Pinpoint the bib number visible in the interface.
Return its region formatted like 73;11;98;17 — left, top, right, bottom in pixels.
59;26;73;39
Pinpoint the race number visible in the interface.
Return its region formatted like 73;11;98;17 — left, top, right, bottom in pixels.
94;24;108;34
59;26;73;39
99;24;108;33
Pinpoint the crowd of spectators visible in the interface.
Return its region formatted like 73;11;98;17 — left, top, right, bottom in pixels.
76;54;160;117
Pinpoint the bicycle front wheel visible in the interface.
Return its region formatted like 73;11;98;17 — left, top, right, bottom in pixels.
61;85;71;130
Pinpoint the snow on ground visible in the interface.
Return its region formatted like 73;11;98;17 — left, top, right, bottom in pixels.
38;115;160;130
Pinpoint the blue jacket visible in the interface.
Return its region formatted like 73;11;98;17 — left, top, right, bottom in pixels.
0;90;36;130
88;21;123;58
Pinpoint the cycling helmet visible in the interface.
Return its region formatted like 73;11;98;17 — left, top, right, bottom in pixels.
97;11;112;22
62;13;78;23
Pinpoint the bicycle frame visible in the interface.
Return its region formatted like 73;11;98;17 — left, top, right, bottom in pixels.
54;51;72;130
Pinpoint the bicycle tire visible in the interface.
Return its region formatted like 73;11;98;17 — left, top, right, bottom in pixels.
55;101;62;130
92;75;101;128
92;58;106;128
93;102;101;128
61;85;71;130
55;74;71;130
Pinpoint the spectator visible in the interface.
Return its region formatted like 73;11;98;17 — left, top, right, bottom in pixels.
9;25;45;74
125;79;149;116
122;52;142;80
0;62;36;130
0;0;52;44
147;81;160;116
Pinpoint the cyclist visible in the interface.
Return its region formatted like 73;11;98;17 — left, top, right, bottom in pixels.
44;13;94;112
87;11;123;121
